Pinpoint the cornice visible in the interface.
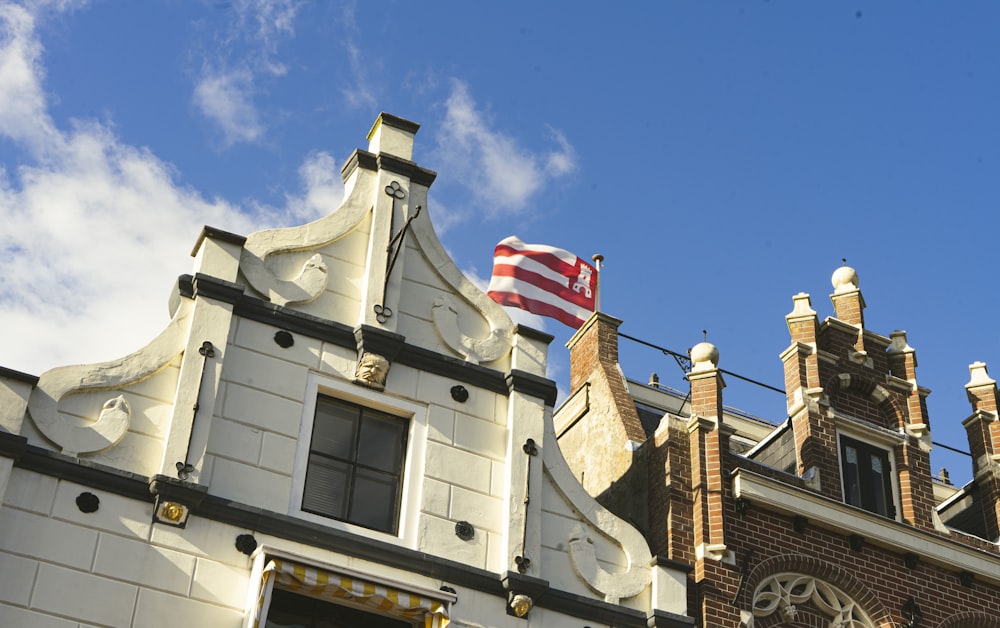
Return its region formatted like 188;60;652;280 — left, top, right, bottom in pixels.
339;148;437;187
177;274;517;398
733;468;1000;585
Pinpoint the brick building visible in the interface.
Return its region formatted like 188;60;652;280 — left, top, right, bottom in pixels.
0;115;692;627
556;264;1000;626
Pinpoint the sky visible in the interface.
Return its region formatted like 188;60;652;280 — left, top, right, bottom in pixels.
1;1;998;487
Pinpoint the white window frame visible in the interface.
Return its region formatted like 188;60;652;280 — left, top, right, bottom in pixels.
834;414;903;522
290;372;427;548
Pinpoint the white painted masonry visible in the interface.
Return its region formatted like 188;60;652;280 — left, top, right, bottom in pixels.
0;114;692;627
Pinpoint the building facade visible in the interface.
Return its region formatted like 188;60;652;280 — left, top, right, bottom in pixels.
0;114;692;627
557;266;1000;626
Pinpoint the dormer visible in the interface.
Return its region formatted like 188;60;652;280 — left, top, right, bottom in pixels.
777;264;936;528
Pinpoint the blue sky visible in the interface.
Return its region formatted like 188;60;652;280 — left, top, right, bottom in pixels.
1;1;998;486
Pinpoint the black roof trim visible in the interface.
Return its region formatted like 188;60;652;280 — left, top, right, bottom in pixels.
11;439;153;502
0;366;39;385
514;325;555;346
397;342;509;397
340;149;437;187
0;432;28;459
656;554;695;573
373;112;421;135
341;149;378;181
377;153;437;187
176;274;560;400
192;273;245;303
190;225;248;257
507;369;558;407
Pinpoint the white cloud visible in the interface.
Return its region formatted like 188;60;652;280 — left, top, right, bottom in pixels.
0;3;59;153
193;68;264;146
191;0;301;146
254;150;344;224
435;80;577;217
341;40;377;110
335;3;378;111
232;0;296;54
0;2;339;375
545;127;577;177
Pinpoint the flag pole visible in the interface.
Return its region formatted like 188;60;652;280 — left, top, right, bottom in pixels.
592;254;604;313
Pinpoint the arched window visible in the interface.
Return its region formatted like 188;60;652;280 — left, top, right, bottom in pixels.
751;573;873;627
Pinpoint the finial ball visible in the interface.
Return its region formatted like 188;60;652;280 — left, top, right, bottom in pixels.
690;341;719;368
832;264;859;293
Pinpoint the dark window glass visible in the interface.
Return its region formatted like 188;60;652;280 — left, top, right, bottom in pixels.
302;396;408;534
839;435;895;518
266;587;412;628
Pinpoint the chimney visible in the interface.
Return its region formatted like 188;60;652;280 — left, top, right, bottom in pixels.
963;361;1000;540
562;313;648;527
568;312;622;395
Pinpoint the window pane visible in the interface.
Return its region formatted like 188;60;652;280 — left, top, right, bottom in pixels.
311;398;359;460
349;468;399;532
302;455;351;519
842;445;861;507
357;413;407;473
870;451;889;517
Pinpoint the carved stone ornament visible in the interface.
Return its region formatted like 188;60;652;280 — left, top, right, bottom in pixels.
354;352;390;390
28;305;189;456
432;295;511;364
239;167;377;306
750;573;872;627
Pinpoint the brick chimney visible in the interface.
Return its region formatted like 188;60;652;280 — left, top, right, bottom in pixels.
561;312;648;528
687;340;730;563
963;361;1000;540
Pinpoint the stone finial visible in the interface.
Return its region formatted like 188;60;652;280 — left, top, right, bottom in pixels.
786;292;817;320
367;113;420;161
831;261;859;294
888;330;914;354
967;361;996;389
829;261;865;327
690;341;719;373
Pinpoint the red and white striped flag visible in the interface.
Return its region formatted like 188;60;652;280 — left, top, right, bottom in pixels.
487;236;597;329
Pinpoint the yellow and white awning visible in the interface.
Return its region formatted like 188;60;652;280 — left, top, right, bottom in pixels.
253;558;451;628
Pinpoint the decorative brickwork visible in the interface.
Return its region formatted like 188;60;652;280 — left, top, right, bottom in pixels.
559;264;1000;626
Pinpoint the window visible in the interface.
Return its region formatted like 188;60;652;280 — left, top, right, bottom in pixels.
248;552;454;628
265;588;412;628
302;395;408;534
839;435;895;518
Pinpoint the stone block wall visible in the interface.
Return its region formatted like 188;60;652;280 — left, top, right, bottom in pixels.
0;468;249;627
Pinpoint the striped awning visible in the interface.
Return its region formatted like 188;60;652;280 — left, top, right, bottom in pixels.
254;559;450;628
